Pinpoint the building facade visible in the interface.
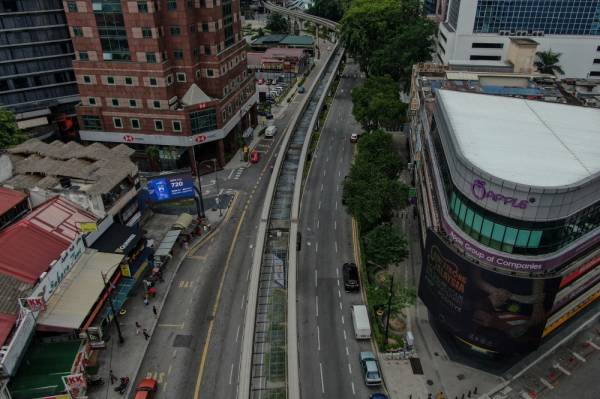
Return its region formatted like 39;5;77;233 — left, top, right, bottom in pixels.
64;0;257;166
408;65;600;354
0;0;80;138
436;0;600;78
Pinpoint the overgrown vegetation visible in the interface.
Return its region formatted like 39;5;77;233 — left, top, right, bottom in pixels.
266;12;289;34
0;108;26;149
351;75;407;130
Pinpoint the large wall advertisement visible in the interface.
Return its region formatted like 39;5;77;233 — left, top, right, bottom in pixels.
419;229;561;353
147;173;195;202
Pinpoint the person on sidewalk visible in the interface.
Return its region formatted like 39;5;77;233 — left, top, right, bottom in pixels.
109;370;117;384
142;328;150;340
143;294;149;306
135;321;141;335
152;305;158;317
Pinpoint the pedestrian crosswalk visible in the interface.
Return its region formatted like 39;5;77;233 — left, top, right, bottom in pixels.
231;167;246;180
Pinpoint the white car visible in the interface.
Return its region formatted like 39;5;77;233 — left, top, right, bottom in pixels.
265;125;277;138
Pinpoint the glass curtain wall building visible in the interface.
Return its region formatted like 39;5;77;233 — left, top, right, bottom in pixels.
0;0;79;138
437;0;600;78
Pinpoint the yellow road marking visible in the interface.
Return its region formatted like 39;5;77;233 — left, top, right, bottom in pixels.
193;197;248;399
157;323;184;329
188;255;207;261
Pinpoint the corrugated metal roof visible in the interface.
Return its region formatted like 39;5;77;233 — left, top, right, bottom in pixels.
0;187;27;216
37;250;122;330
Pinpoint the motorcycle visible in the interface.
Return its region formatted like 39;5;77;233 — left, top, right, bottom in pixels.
114;376;129;395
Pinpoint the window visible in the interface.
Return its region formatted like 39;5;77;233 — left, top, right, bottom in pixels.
190;24;197;33
190;109;217;134
88;97;97;105
207;69;214;77
176;72;186;82
67;0;77;11
170;26;181;36
113;117;123;128
202;23;209;32
107;76;115;85
187;0;194;7
149;77;158;86
83;75;92;84
131;119;141;129
137;1;148;12
146;53;157;63
590;71;600;77
193;47;200;59
167;75;174;85
174;49;184;60
79;51;89;60
142;27;152;38
172;120;182;131
469;55;502;61
439;31;447;43
73;27;83;37
472;42;504;49
167;0;177;10
152;100;161;108
81;115;101;130
195;70;201;79
111;98;119;106
594;59;600;64
129;99;137;107
125;77;133;85
154;120;164;130
597;46;600;52
205;45;211;55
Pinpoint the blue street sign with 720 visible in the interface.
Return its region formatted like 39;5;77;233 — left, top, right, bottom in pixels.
147;173;195;202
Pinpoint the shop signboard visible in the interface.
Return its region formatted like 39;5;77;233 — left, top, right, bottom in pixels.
78;222;98;233
62;373;86;398
25;297;45;312
419;229;561;353
147;173;195;202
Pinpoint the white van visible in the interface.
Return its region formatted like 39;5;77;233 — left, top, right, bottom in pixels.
265;125;277;138
351;305;371;339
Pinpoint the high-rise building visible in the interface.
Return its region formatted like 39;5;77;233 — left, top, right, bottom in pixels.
436;0;600;78
65;0;257;167
0;0;79;138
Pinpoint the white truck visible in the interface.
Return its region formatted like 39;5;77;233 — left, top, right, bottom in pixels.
351;305;371;340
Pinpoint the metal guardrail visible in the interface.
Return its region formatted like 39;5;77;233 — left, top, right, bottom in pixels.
261;0;340;30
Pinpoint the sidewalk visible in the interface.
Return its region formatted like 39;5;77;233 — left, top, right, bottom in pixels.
88;206;226;399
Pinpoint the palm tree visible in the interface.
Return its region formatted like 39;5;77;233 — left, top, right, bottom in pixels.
534;50;565;75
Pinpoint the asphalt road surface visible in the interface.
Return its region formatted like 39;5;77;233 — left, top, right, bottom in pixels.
297;62;384;398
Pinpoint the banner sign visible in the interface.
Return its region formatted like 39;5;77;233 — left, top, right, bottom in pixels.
62;373;87;398
25;297;46;312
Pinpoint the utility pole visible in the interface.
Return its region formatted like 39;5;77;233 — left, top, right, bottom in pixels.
101;271;124;344
189;147;206;219
383;275;394;351
213;159;222;216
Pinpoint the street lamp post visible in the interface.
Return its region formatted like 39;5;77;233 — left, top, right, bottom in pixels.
101;271;124;344
198;158;222;217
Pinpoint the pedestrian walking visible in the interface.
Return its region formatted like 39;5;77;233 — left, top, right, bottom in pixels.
152;305;158;317
135;321;141;335
143;294;149;306
109;369;117;384
142;328;150;340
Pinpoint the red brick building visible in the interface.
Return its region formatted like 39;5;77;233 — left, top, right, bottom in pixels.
64;0;257;167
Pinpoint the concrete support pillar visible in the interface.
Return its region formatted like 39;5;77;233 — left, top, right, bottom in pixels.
217;139;226;167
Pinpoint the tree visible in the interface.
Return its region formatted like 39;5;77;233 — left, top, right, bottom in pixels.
355;129;403;179
364;224;408;269
351;76;407;130
307;0;344;22
0;108;26;149
534;50;564;75
257;27;265;38
340;0;435;87
266;13;289;34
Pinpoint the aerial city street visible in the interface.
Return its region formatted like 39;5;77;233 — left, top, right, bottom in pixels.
0;0;599;399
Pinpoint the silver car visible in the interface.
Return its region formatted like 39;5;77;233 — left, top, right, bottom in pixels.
359;351;382;386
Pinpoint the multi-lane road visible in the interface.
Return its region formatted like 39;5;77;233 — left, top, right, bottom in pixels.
297;62;384;398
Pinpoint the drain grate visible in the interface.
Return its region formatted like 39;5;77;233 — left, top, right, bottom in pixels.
410;357;424;375
173;334;192;348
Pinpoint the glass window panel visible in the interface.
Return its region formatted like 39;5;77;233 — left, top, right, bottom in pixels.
516;230;531;247
503;227;518;246
481;219;493;239
528;230;542;248
472;214;483;234
464;209;475;229
458;203;467;223
492;224;506;242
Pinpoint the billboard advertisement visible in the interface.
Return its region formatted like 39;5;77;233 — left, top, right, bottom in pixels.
147;173;195;202
419;229;561;353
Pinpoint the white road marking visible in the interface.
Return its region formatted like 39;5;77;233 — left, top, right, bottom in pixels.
334;221;337;230
540;377;554;389
317;219;320;229
317;326;321;351
348;363;352;374
345;346;349;356
316;296;319;317
337;279;340;287
336;267;339;278
315;269;318;288
323;170;326;177
343;330;347;341
335;241;338;253
339;171;341;177
338;289;341;298
319;363;325;393
235;325;240;343
326;157;329;162
341;315;344;324
246;269;251;281
227;169;235;179
339;301;343;310
229;363;234;384
351;382;356;395
318;201;321;209
321;183;323;192
335;201;338;210
555;364;570;376
241;294;245;309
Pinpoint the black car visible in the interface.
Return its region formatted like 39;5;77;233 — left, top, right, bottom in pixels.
342;262;359;292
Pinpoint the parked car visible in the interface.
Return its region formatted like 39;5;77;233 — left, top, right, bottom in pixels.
350;133;359;143
297;86;305;94
134;378;158;399
342;262;359;292
359;352;382;386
